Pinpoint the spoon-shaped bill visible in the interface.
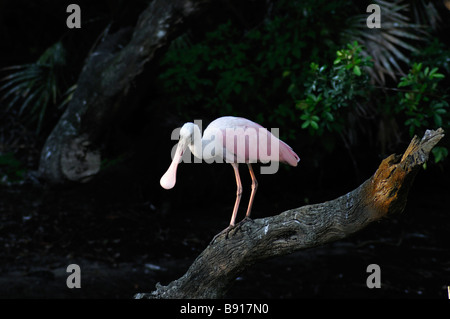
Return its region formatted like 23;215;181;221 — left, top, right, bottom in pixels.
160;142;185;189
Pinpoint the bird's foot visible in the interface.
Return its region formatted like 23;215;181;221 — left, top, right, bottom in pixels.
211;225;235;244
231;216;252;233
241;216;254;224
211;218;254;244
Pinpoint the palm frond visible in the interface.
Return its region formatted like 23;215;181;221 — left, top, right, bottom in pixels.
0;42;70;133
58;84;77;110
411;0;441;30
342;0;431;84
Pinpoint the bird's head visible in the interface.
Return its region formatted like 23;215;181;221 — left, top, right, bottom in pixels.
160;122;196;190
179;122;195;144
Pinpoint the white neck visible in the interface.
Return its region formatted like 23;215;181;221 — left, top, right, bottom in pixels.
187;124;224;161
188;124;204;159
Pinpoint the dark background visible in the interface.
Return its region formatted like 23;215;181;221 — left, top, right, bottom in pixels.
0;0;449;299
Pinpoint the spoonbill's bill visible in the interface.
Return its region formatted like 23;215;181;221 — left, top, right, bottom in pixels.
160;116;300;228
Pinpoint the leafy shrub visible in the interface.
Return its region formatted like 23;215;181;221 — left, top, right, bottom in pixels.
291;41;373;136
396;63;447;136
157;0;348;132
393;62;448;163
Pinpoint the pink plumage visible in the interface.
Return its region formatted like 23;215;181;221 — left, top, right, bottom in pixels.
205;116;300;166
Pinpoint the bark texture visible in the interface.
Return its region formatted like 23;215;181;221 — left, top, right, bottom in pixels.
135;128;445;299
38;0;211;183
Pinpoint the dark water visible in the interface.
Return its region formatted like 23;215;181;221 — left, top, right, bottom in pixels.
0;168;449;299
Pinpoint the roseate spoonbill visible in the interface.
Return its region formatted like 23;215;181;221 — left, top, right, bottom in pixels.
160;116;300;228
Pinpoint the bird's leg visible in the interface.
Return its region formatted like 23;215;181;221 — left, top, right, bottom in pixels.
229;163;242;227
211;163;242;243
244;163;258;220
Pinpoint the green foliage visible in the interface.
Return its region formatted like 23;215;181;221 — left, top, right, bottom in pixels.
411;38;450;75
293;41;373;135
394;62;448;162
432;146;448;164
158;0;348;131
0;152;25;184
0;42;72;134
397;63;447;134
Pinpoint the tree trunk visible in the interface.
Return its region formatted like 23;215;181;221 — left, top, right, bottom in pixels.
38;0;211;184
135;128;445;299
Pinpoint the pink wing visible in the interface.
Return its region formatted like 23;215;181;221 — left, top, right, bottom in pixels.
206;117;300;166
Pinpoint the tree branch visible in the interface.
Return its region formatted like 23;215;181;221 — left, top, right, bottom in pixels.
38;0;212;184
135;128;445;299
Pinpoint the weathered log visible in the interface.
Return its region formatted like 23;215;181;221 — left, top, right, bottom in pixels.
38;0;211;184
135;128;445;299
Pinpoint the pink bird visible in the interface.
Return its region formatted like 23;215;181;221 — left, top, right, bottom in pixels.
160;116;300;229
